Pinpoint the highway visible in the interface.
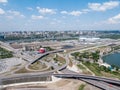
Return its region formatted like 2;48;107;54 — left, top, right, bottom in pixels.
60;68;120;90
54;74;120;85
0;73;120;90
0;41;64;63
30;49;64;64
81;79;120;90
0;41;66;74
0;41;16;52
1;41;120;90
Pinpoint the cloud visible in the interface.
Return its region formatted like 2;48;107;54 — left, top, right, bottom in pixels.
88;1;120;11
61;11;68;14
6;16;13;19
50;20;61;25
36;7;56;14
27;7;33;11
69;11;82;16
0;8;5;14
0;0;7;3
61;1;119;16
8;10;25;18
108;13;120;24
61;10;82;16
82;9;90;13
31;15;44;19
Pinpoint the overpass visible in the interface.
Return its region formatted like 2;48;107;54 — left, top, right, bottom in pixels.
31;49;64;64
0;73;120;90
1;73;120;85
0;41;64;63
0;41;120;89
54;74;120;86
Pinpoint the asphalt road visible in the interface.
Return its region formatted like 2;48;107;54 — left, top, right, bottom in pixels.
0;73;120;90
1;41;120;90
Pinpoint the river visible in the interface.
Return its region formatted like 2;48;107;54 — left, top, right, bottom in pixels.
102;52;120;67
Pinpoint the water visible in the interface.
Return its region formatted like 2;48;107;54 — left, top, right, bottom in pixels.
102;52;120;67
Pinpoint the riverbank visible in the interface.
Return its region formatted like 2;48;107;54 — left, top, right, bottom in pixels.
98;57;111;68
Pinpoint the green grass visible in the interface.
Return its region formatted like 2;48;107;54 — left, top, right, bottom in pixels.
78;84;86;90
0;47;13;59
77;64;92;75
28;61;47;70
83;62;120;79
77;64;86;69
83;62;102;76
53;55;66;65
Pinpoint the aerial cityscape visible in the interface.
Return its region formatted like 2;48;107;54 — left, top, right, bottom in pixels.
0;0;120;90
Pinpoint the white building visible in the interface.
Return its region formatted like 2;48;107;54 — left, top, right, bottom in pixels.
79;37;100;42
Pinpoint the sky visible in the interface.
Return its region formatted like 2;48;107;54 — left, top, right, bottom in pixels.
0;0;120;31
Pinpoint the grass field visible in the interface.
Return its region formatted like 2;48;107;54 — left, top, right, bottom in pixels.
28;61;47;70
77;64;92;75
78;84;86;90
0;47;13;59
83;62;120;79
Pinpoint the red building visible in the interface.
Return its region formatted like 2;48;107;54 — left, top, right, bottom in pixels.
39;48;45;53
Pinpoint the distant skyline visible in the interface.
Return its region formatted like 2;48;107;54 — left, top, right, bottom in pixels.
0;0;120;31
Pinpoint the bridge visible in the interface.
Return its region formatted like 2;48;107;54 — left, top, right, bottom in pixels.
30;49;64;64
0;73;120;90
0;41;64;62
0;41;120;90
54;74;120;85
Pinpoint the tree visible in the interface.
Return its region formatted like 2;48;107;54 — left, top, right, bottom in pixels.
100;65;106;71
115;66;119;71
111;64;116;69
105;67;111;72
92;52;100;62
71;52;80;59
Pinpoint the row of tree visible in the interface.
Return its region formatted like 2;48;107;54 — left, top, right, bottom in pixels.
71;50;100;62
0;47;13;59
